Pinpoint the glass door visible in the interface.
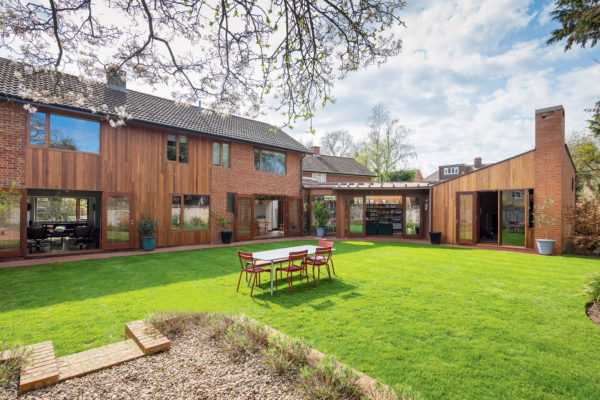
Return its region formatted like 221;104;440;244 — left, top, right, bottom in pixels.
103;192;134;250
456;192;477;244
404;195;423;238
235;194;253;240
347;196;365;236
286;196;303;236
0;188;26;258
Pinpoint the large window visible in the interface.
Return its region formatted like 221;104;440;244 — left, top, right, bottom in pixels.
212;142;230;167
254;149;286;174
311;195;336;233
0;191;21;254
171;195;209;230
29;112;100;153
501;190;525;247
33;197;89;222
167;134;188;163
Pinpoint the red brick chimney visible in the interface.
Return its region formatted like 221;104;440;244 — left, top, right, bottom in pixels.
534;105;567;254
474;157;482;169
310;146;320;155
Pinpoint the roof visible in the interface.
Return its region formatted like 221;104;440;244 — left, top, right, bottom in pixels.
0;57;310;154
423;170;439;182
303;181;431;190
302;154;376;177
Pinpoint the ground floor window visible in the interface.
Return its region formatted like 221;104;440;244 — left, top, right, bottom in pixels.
311;195;336;233
171;195;210;230
366;196;403;235
0;190;22;254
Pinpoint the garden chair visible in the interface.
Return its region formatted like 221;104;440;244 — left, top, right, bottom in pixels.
236;251;271;296
306;247;333;286
276;250;310;294
316;240;336;275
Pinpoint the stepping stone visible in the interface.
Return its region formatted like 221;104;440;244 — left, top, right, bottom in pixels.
19;341;58;395
125;320;170;355
57;339;144;381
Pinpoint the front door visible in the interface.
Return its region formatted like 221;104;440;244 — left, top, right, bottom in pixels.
235;194;254;241
456;192;477;245
103;192;134;250
285;196;303;236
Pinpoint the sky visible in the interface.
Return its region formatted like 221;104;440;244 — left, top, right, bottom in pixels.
275;0;600;177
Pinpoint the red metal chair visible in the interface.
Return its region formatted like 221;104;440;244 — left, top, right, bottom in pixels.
236;251;271;296
316;240;335;276
276;250;310;294
306;247;333;286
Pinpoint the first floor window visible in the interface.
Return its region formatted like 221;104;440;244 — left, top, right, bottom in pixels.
212;142;230;167
171;194;210;230
312;173;326;182
167;134;188;163
254;148;286;174
29;112;100;153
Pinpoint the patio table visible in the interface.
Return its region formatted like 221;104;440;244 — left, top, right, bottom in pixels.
252;245;335;295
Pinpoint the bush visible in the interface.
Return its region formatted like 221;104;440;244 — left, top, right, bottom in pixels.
584;274;600;303
313;200;330;228
138;215;158;237
567;201;600;256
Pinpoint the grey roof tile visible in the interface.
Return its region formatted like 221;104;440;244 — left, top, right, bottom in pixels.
303;154;376;177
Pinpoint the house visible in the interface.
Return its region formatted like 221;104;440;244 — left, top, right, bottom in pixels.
0;56;576;258
0;57;310;259
424;157;488;182
302;146;376;183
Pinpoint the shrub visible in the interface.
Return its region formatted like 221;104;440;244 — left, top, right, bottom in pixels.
298;356;364;400
138;215;158;237
583;274;600;303
313;200;330;228
148;312;210;339
567;200;600;256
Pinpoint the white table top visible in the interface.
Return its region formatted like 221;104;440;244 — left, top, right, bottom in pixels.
252;245;334;261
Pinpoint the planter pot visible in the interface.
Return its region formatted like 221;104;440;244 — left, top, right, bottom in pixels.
221;231;233;244
536;239;555;255
316;227;326;237
141;236;156;251
429;231;442;245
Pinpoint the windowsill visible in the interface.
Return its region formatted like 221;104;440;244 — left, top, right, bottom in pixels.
166;160;189;165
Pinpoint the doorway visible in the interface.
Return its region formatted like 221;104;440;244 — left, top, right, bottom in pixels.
253;195;286;239
478;191;498;244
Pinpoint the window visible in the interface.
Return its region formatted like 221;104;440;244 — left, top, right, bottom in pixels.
511;191;523;200
167;134;188;163
32;197;89;222
254;148;286;174
29;112;100;153
443;167;459;175
312;173;327;183
212;142;230;167
171;194;209;230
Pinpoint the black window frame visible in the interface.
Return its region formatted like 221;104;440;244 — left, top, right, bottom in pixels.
166;133;189;164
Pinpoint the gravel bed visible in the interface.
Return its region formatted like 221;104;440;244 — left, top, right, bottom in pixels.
0;326;304;400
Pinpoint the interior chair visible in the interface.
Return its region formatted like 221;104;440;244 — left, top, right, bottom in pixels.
237;251;271;296
73;225;93;249
276;250;310;294
27;226;50;253
305;247;333;286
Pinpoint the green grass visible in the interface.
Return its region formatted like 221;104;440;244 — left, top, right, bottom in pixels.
501;229;525;246
1;241;599;399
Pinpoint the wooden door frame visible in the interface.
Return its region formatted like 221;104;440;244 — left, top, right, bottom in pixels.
102;191;135;250
346;195;365;237
0;188;27;259
234;193;254;241
285;196;303;236
456;191;478;245
403;194;425;239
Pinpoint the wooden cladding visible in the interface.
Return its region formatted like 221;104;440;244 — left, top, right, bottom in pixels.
25;120;212;248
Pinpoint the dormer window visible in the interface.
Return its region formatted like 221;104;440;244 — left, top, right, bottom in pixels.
444;167;459;175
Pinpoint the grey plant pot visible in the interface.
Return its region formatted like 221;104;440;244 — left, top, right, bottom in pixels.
316;227;326;237
536;239;555;255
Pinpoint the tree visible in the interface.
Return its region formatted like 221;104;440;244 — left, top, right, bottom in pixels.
0;0;405;129
358;104;416;182
388;170;415;182
567;130;600;200
320;130;357;157
547;0;600;136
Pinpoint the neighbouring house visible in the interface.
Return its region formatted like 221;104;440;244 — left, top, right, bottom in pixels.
302;146;376;184
424;157;488;182
0;56;576;258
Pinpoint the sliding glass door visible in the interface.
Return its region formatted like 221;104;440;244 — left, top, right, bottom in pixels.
103;192;134;250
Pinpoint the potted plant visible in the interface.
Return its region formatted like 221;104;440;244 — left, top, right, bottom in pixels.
429;231;442;245
210;212;233;244
534;199;559;255
138;215;158;251
313;200;329;237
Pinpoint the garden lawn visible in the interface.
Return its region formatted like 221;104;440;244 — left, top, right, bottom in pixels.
1;241;599;399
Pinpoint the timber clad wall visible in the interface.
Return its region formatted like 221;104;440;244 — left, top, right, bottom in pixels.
210;143;302;243
431;151;536;244
0;103;26;188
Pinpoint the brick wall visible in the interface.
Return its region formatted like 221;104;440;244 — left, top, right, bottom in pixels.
534;105;572;254
210;142;303;242
438;164;469;181
0;101;26;188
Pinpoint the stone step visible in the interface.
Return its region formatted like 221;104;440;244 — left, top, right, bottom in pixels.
57;339;144;381
19;341;58;395
125;320;170;355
